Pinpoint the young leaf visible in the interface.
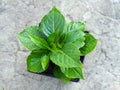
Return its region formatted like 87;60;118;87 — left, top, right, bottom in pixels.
59;33;66;44
29;35;50;50
53;66;71;83
39;6;65;36
64;21;85;33
41;55;50;70
17;26;42;51
50;43;81;68
27;50;49;73
80;33;97;56
57;33;66;48
61;67;84;79
47;31;58;43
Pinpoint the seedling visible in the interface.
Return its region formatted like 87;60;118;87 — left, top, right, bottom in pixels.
17;6;97;83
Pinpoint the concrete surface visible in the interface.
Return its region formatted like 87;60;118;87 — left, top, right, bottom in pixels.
0;0;120;90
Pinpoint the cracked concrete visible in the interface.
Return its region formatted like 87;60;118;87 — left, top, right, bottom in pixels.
0;0;120;90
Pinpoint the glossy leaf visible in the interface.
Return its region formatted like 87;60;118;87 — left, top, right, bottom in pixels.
80;33;97;56
27;50;49;73
50;43;81;68
40;7;65;36
53;66;71;83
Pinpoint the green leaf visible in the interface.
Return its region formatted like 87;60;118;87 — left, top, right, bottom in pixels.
27;50;49;73
64;30;85;44
62;22;86;49
53;66;71;83
63;29;85;49
65;21;85;33
17;26;42;51
61;67;84;79
47;31;63;50
40;6;65;36
72;37;85;49
57;33;66;48
62;43;80;60
29;35;50;50
41;55;50;70
50;43;81;68
80;33;97;56
47;31;58;43
59;33;66;44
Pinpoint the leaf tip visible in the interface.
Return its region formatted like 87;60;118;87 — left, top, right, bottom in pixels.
52;6;57;10
82;76;85;80
51;6;61;13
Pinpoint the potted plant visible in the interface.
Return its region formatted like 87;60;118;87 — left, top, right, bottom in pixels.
17;6;97;83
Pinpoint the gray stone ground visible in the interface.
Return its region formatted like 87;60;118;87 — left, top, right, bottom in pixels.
0;0;120;90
